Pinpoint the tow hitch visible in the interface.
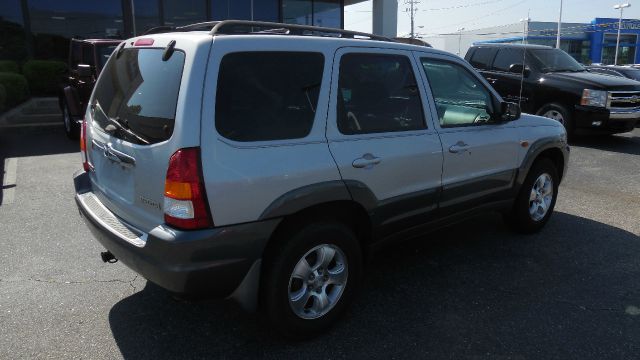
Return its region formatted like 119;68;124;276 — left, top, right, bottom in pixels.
100;251;118;263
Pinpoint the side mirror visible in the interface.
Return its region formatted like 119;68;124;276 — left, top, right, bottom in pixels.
76;64;93;78
508;63;530;77
500;101;521;122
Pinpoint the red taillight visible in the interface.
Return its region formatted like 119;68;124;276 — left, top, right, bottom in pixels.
80;119;90;172
163;148;213;230
134;38;154;46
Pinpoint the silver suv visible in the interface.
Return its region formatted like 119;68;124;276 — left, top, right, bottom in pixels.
74;21;569;338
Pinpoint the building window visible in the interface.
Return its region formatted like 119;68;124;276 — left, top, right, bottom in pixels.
0;0;27;60
313;0;340;28
133;0;160;35
283;0;312;25
602;33;637;65
28;0;124;60
162;0;206;26
283;0;342;28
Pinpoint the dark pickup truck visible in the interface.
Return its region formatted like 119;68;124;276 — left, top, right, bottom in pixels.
59;38;122;139
465;44;640;137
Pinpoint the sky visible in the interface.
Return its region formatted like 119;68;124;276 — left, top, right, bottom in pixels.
344;0;640;37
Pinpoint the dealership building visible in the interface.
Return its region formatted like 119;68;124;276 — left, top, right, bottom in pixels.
429;18;640;65
0;0;397;61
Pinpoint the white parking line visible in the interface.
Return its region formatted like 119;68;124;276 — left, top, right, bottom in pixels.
1;157;17;205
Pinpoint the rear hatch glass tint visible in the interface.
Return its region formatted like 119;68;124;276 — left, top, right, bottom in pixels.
92;48;185;145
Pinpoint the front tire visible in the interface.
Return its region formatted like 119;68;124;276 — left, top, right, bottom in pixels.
261;221;362;339
537;103;574;139
506;158;559;234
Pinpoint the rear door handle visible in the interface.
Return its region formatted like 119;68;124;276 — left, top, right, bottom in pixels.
352;153;381;168
449;141;469;154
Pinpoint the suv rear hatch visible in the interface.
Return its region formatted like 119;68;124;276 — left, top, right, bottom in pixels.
84;36;208;233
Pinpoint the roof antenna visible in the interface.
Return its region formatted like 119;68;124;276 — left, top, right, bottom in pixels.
518;10;530;108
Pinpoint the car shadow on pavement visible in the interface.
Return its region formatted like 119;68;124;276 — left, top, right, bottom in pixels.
571;133;640;156
108;212;640;359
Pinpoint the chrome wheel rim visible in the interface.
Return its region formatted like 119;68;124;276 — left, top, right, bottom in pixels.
542;110;565;125
63;105;71;132
288;244;348;320
529;173;554;221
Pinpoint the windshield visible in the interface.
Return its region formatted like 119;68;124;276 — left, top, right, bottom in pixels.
92;48;185;145
529;48;585;73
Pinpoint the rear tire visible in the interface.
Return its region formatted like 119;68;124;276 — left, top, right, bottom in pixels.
62;101;80;140
505;158;559;234
261;220;362;339
537;103;574;140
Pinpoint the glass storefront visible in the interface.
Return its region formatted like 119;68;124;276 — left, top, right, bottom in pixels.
0;0;28;60
162;0;207;26
133;0;160;35
27;0;124;59
283;0;341;27
601;33;637;65
0;0;344;62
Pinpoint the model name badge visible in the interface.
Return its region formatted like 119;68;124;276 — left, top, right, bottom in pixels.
139;196;161;211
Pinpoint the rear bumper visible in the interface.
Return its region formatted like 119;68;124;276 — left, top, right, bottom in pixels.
574;106;639;134
74;170;280;298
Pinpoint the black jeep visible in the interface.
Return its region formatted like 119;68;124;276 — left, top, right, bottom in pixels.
59;38;122;139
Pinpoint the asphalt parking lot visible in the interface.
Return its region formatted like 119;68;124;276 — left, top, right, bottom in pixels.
0;126;638;359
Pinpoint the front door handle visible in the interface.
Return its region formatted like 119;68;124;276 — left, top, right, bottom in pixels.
449;141;469;154
486;77;498;84
352;153;381;169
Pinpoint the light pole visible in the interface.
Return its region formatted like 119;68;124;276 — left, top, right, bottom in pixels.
614;3;631;65
556;0;563;49
520;17;530;45
457;27;465;56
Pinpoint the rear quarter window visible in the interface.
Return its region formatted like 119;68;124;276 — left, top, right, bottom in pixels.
215;51;324;142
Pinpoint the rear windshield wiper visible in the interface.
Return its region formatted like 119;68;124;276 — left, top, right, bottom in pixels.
106;116;151;145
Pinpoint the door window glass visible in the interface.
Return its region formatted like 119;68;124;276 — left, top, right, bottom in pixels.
493;48;525;72
215;52;324;142
421;58;494;128
468;47;497;70
337;53;425;135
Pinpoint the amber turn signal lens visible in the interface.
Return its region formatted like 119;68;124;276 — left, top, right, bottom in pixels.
164;181;192;200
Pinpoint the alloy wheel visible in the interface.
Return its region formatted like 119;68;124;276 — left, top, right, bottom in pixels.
542;110;565;125
529;173;554;221
288;244;348;319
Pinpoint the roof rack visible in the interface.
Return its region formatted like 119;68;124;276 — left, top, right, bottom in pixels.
143;20;393;42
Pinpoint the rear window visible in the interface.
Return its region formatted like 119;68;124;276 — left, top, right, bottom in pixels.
92;48;185;145
468;47;497;70
215;51;324;142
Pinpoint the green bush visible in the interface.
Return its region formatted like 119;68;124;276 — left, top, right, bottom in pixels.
0;72;29;108
22;60;66;95
0;84;6;113
0;60;19;73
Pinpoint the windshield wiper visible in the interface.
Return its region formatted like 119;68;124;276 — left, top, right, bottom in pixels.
106;116;151;145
